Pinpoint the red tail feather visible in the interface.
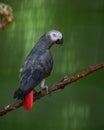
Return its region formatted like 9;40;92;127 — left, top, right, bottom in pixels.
24;90;34;110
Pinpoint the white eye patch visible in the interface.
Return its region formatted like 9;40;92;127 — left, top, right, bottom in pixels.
47;30;62;42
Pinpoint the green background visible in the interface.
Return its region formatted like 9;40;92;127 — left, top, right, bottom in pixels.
0;0;104;130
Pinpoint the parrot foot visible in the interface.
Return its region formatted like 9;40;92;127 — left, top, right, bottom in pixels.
40;79;49;94
42;85;48;94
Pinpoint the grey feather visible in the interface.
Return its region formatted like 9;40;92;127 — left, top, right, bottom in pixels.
14;30;63;99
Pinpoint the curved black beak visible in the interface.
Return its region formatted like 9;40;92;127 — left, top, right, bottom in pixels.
56;38;63;45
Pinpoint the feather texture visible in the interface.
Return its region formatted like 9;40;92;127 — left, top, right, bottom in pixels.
13;30;63;111
24;90;34;110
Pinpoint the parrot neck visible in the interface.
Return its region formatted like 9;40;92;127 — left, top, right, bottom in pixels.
35;36;54;50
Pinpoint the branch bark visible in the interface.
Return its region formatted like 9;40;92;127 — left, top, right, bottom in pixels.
0;62;104;116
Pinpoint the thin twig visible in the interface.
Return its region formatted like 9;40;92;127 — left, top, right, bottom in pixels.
0;62;104;116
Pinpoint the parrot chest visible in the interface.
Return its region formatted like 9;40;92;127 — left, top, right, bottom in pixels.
34;49;53;77
20;49;53;83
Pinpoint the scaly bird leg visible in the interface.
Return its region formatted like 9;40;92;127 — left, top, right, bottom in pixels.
40;79;48;94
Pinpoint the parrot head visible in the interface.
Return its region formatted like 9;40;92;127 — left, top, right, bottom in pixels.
46;30;63;45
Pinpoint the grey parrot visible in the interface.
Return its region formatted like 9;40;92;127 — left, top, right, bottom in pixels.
14;30;63;110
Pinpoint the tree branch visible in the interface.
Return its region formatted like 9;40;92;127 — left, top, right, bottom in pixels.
0;62;104;116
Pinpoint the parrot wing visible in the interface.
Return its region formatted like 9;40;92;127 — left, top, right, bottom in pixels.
14;68;44;99
14;49;53;100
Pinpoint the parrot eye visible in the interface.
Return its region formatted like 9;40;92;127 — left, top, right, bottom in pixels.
52;33;57;37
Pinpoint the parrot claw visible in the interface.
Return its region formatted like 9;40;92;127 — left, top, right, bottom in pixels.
45;86;49;93
40;79;49;94
41;85;49;94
